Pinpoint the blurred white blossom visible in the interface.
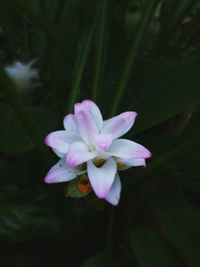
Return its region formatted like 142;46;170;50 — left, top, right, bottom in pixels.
5;60;39;92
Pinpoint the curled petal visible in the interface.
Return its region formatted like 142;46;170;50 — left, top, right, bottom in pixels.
82;100;103;131
74;102;98;146
108;139;152;159
87;158;117;198
102;112;137;139
94;134;113;151
63;114;79;135
45;158;83;184
105;173;121;206
45;130;81;154
66;141;97;168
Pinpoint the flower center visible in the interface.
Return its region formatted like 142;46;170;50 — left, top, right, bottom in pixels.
92;158;106;167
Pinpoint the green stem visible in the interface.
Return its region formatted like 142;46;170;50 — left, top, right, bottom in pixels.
110;0;159;116
0;68;53;166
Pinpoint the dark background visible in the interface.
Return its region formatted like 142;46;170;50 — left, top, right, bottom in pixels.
0;0;200;266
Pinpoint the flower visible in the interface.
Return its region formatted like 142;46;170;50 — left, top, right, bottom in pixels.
5;60;39;91
44;100;151;205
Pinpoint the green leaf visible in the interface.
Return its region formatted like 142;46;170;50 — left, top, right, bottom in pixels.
133;55;200;134
151;195;200;267
0;103;57;154
130;227;181;267
81;252;121;267
110;0;159;116
0;202;61;241
92;0;110;101
67;25;94;113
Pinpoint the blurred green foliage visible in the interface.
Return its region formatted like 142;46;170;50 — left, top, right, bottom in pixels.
0;0;200;266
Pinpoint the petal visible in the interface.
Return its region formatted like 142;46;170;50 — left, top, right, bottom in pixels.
74;102;98;146
66;141;97;168
52;148;65;158
105;173;121;206
116;157;146;170
82;100;103;131
94;134;113;151
63;114;79;135
102;111;137;139
108;139;152;159
45;130;81;154
87;158;117;198
44;158;82;184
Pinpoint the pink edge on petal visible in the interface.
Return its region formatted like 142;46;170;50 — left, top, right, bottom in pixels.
82;99;95;106
102;111;138;139
94;134;113;151
66;159;76;168
44;134;50;146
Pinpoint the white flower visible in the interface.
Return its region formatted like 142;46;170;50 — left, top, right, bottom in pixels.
44;100;151;205
5;60;38;91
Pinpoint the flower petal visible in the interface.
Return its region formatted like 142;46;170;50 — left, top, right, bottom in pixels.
52;148;65;158
87;158;117;198
82;100;103;131
45;130;81;154
66;141;97;168
63;114;79;135
105;173;121;206
102;112;137;139
108;139;152;159
94;134;113;151
74;102;98;146
44;158;82;184
116;157;146;170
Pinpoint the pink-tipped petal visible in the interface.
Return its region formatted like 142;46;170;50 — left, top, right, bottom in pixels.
105;173;121;206
102;111;137;139
66;141;97;168
94;134;113;151
44;158;80;184
108;139;152;159
74;103;98;146
87;158;117;198
45;130;81;154
63;114;79;135
82;100;103;131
